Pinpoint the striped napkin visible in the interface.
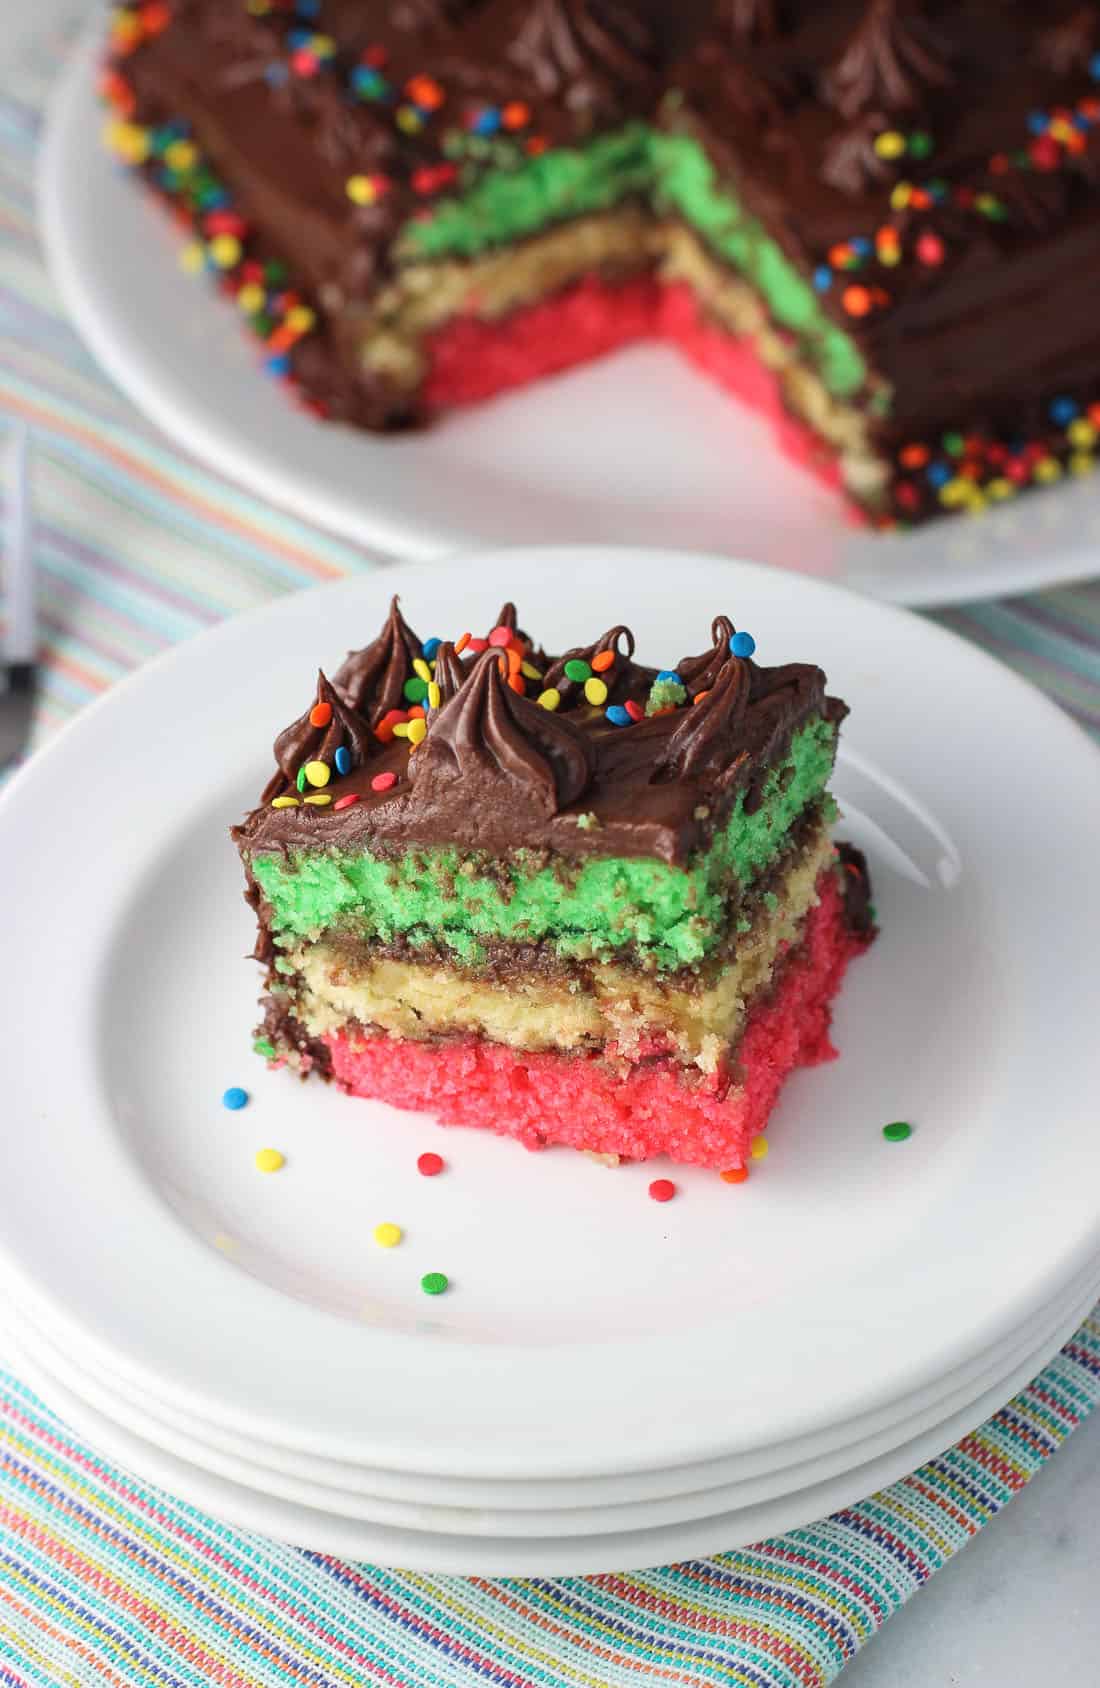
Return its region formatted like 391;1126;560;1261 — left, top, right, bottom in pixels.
1;13;1099;1688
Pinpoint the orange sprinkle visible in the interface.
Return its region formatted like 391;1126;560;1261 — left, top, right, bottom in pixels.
507;647;522;675
508;673;525;694
899;443;930;469
140;1;172;34
502;101;530;129
526;136;548;155
309;701;332;728
591;649;616;672
406;74;444;108
408;705;426;720
828;242;853;268
842;285;872;318
267;326;296;354
693;689;710;705
720;1167;749;1184
454;631;471;653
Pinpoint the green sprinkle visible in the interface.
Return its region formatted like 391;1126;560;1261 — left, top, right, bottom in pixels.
404;676;429;704
421;1271;449;1296
942;431;965;458
253;1038;276;1059
883;1121;913;1143
563;658;592;683
907;131;933;158
295;766;307;793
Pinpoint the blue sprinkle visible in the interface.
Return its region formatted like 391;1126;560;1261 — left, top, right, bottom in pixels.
1049;397;1079;426
813;265;832;292
1090;52;1100;81
656;669;681;683
473;108;501;135
1027;110;1048;135
351;66;387;97
422;637;442;660
605;705;632;727
731;631;756;658
334;745;351;776
266;354;291;377
265;63;290;87
1074;112;1092;131
296;0;321;14
287;28;311;48
222;1087;249;1111
926;461;951;489
850;236;871;256
201;187;231;209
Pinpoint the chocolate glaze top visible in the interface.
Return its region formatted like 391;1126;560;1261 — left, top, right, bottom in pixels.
235;597;844;866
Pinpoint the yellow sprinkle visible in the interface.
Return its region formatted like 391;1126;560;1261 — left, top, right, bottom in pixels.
209;233;242;269
938;477;970;508
1049;118;1075;144
346;174;377;205
304;760;330;788
537;688;560;711
395;105;423;134
963;490;987;514
111;12;142;45
1070;452;1095;477
427;681;441;709
392;721;410;738
1068;419;1097;449
373;1222;403;1248
180;241;206;274
412;657;432;682
407;718;427;746
521;661;542;681
1035;457;1063;483
245;0;272;12
878;245;901;267
889;181;913;211
237;282;266;314
304;793;332;806
270;795;300;809
104;119;151;165
286;305;316;333
255;1148;285;1174
873;130;906;159
750;1136;769;1161
987;477;1015;501
310;33;335;55
584;677;608;706
164;139;197;172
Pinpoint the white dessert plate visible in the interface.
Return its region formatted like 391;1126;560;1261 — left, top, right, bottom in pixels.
5;1276;1096;1575
2;548;1100;1489
39;27;1100;610
14;1246;1100;1540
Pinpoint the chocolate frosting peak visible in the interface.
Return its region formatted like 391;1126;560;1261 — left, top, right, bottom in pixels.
822;0;951;121
820;112;896;196
333;596;421;724
263;671;374;802
432;639;469;702
412;647;594;816
543;623;636;696
507;0;659;104
653;654;751;780
717;0;778;44
677;615;736;693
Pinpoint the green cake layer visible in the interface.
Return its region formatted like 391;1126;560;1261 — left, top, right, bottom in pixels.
398;126;865;399
248;717;837;972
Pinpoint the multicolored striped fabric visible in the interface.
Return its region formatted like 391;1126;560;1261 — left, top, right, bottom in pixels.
2;13;1100;1688
0;1315;1094;1688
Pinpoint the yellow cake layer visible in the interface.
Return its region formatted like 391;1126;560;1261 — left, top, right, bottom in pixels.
286;826;836;1072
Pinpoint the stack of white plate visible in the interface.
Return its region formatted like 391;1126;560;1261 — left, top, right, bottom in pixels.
3;551;1099;1575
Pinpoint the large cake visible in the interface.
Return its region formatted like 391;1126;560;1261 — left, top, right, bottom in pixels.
105;1;1100;526
232;598;875;1171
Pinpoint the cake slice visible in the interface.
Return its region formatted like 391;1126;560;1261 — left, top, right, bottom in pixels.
233;598;874;1171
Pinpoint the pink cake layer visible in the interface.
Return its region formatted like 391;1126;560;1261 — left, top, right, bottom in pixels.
422;277;851;504
323;871;868;1170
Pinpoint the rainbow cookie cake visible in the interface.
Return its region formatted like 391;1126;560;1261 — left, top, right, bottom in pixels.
233;600;875;1170
105;0;1100;528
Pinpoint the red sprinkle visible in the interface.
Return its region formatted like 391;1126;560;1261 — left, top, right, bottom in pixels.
417;1152;444;1177
648;1179;676;1203
488;625;513;648
624;699;644;721
371;771;397;792
466;637;488;653
333;793;360;811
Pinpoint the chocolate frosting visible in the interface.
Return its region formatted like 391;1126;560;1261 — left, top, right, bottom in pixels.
234;603;841;867
333;595;421;722
676;615;736;693
821;0;951;120
542;624;637;702
263;671;374;802
507;0;661;104
410;646;595;823
653;652;752;779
